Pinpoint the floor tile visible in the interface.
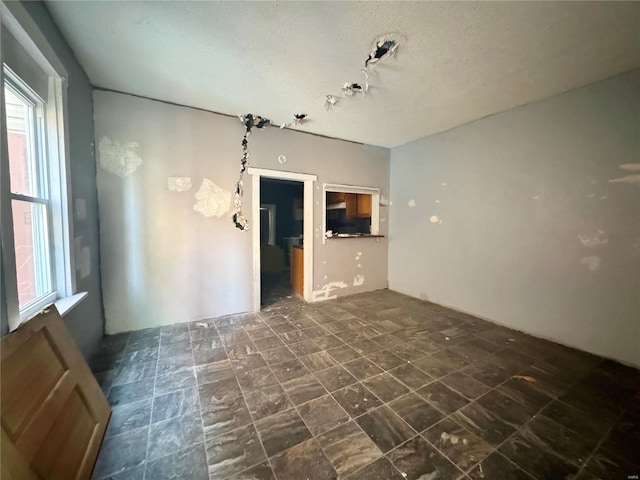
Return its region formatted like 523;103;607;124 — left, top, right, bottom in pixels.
315;365;358;392
270;438;338;480
366;350;405;370
228;462;275;479
467;452;534;480
154;367;196;395
270;358;309;383
198;378;252;435
498;433;578;480
327;344;362;363
147;413;203;460
519;414;596;466
363;373;410;402
193;347;226;366
356;405;416;452
388;435;462;480
461;361;513;387
452;403;515;446
441;371;491;400
416;381;469;414
254;408;312;457
152;386;199;423
298;394;350;435
158;339;192;359
316;421;382;476
107;377;154;406
113;359;156;386
205;423;266;478
144;443;209;480
195;360;234;385
299;350;337;372
281;374;326;405
424;417;494;471
156;353;194;377
236;366;280;392
477;389;539;428
93;427;148;478
332;383;383;418
344;456;404;480
106;398;152;438
389;363;433;390
388;393;445;433
244;384;292;420
260;346;296;365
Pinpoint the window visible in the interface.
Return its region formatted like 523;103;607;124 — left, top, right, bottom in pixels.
1;3;79;330
322;184;381;243
5;74;56;315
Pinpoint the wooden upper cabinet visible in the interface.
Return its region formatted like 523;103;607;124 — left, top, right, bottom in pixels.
356;194;372;217
326;192;345;204
1;307;111;480
344;193;358;218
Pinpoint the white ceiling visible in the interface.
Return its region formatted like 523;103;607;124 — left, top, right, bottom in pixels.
46;1;639;148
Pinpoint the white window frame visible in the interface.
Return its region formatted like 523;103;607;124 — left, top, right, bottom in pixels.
1;1;80;331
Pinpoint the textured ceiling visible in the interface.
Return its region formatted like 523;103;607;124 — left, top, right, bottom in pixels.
45;1;639;148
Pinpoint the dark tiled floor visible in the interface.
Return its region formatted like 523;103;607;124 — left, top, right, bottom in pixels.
90;290;640;480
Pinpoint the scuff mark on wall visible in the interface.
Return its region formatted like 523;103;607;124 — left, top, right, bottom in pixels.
193;178;232;218
408;199;416;207
430;215;441;224
98;136;142;177
355;252;362;261
578;230;608;247
609;163;640;185
312;281;348;301
580;256;601;272
353;274;365;286
75;198;86;221
168;177;192;192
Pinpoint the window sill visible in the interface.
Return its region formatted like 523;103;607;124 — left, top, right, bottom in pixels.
55;292;88;316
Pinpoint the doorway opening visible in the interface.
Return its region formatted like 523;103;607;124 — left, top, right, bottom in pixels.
259;178;303;306
248;168;317;311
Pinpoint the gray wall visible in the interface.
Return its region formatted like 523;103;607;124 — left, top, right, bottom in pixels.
0;2;104;359
389;70;640;367
93;91;389;334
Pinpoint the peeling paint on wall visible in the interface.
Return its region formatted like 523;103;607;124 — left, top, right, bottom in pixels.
408;199;416;207
355;252;362;261
430;215;441;224
609;163;640;185
312;281;348;301
98;136;142;177
75;198;86;221
193;178;232;218
168;177;192;192
578;230;608;247
353;274;365;286
580;256;601;272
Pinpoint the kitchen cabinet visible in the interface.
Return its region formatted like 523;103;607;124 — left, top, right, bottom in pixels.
290;246;304;296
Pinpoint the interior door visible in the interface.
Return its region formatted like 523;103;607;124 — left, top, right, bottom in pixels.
1;306;111;480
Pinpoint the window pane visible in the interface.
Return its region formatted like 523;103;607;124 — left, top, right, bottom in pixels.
5;85;37;196
11;199;53;308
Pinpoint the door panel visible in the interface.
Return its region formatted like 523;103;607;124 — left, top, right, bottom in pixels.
1;306;111;480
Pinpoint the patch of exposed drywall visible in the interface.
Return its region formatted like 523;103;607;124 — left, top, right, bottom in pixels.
98;136;142;177
609;163;640;185
578;230;608;247
312;281;348;301
353;274;365;286
168;177;192;192
580;256;601;272
193;179;231;218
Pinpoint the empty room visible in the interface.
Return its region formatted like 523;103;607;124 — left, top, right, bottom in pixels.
1;1;638;479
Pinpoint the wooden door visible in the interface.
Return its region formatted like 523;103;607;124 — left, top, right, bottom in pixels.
1;306;111;480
